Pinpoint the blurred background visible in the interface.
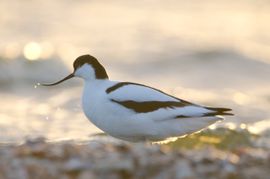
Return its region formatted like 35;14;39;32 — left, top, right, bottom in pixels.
0;0;270;143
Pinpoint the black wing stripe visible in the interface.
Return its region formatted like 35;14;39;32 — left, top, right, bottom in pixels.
174;111;233;119
174;115;189;118
174;106;234;118
202;112;234;116
111;99;191;113
174;107;233;118
106;82;132;94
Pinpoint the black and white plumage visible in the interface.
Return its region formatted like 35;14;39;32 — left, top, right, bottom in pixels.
42;54;233;142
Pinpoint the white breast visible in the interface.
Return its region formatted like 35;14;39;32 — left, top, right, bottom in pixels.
82;80;135;134
82;80;109;125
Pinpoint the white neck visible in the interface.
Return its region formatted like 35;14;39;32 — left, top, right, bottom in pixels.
84;78;109;87
81;78;112;123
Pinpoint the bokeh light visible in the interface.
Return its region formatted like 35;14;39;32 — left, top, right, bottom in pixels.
23;42;42;60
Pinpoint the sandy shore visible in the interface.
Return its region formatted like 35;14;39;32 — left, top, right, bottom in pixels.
0;137;269;179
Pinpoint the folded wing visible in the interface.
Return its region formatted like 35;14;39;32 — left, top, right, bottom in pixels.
107;82;233;118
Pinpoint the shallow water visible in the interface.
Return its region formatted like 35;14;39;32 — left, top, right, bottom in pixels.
0;0;270;143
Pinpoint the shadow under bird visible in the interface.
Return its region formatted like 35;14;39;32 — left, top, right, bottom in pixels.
41;55;233;142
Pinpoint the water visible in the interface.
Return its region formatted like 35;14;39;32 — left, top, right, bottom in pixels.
0;0;270;143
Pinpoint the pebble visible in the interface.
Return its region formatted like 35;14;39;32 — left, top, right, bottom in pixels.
0;138;269;179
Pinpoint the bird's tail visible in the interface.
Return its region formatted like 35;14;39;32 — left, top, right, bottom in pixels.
204;107;234;116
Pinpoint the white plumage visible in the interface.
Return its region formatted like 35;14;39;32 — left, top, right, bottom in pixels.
42;55;233;142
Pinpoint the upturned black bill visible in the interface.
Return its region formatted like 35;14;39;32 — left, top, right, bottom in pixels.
41;73;74;86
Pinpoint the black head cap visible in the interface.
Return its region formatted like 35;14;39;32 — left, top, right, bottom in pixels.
73;54;109;79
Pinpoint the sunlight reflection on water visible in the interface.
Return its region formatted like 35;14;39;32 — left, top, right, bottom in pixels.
0;0;270;142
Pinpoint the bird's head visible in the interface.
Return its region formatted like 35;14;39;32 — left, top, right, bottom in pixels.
41;54;108;86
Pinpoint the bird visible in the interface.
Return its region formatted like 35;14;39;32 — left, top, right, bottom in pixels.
41;54;233;142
